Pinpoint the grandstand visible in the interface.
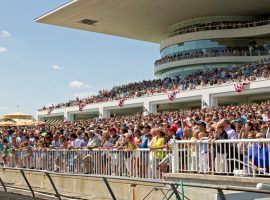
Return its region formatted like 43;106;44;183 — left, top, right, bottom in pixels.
35;0;270;122
1;2;270;199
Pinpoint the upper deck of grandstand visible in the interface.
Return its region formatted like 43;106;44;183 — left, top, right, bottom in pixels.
35;0;270;43
35;0;270;78
39;58;270;112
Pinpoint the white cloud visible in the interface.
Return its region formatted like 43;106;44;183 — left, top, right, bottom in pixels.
0;106;9;111
0;47;7;53
69;81;91;89
0;30;11;38
52;65;62;70
73;91;96;99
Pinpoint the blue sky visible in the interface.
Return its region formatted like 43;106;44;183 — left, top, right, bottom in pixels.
0;0;159;118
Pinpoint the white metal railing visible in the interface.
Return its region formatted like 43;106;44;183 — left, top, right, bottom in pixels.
172;139;270;177
2;148;171;180
2;139;270;180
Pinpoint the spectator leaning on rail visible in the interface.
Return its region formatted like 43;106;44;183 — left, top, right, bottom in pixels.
210;123;228;173
198;129;209;173
139;125;152;178
248;133;269;174
83;129;101;174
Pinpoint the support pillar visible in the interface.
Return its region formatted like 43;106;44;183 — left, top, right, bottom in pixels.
64;111;74;122
143;101;157;115
201;94;218;108
99;107;110;118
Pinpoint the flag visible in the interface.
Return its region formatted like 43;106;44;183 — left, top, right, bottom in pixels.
118;98;125;107
78;102;86;111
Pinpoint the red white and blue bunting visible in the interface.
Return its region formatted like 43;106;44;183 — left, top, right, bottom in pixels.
118;98;125;107
167;88;176;101
234;81;250;93
78;102;86;111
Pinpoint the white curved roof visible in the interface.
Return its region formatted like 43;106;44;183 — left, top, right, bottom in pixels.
35;0;270;43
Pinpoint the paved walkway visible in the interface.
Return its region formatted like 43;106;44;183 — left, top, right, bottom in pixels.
0;191;42;200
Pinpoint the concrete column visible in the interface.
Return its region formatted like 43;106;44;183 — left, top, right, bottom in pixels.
37;116;44;122
201;94;218;108
143;101;157;115
64;111;74;122
99;107;110;118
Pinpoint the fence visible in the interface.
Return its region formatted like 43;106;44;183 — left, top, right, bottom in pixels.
172;139;270;177
2;139;270;180
3;148;172;180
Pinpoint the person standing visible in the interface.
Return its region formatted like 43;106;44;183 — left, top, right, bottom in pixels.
212;123;228;173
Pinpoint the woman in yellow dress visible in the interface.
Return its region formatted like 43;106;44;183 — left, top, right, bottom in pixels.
149;128;167;179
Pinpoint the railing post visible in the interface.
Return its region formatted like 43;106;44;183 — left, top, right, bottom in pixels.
0;177;7;192
103;177;116;200
20;169;35;198
172;137;179;173
170;184;181;200
45;172;61;200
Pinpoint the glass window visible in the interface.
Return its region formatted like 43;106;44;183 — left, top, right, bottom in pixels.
161;39;226;57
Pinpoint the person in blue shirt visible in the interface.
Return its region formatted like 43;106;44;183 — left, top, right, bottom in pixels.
140;125;152;148
174;120;183;139
1;138;11;166
139;125;152;178
248;133;269;173
51;133;61;148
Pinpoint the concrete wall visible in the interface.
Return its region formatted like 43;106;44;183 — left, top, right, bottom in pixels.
0;169;178;200
1;169;270;200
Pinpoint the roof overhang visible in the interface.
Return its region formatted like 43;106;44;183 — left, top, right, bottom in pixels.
35;0;270;43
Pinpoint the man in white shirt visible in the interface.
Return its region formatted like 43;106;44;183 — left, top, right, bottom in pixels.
263;110;270;122
15;131;24;146
86;130;101;149
69;133;83;149
83;130;101;174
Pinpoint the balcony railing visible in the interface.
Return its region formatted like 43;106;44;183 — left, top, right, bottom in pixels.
155;50;270;66
169;19;270;38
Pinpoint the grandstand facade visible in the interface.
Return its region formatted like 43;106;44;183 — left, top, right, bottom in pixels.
35;0;270;122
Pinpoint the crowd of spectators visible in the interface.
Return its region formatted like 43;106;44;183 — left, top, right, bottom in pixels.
2;100;270;177
169;17;270;37
39;58;270;112
155;46;269;66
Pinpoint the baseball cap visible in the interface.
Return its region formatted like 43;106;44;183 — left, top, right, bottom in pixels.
196;120;207;127
109;128;116;132
168;126;177;131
